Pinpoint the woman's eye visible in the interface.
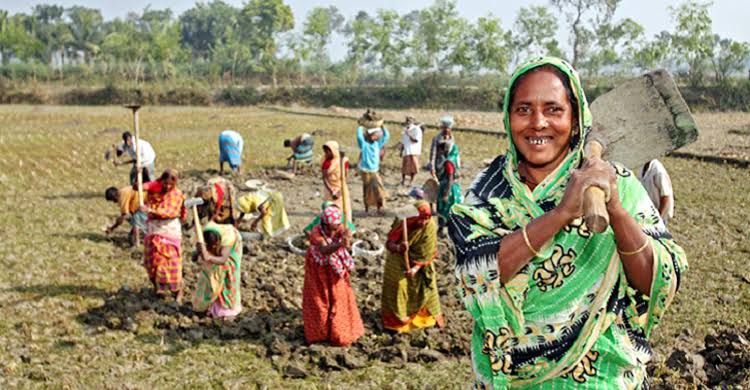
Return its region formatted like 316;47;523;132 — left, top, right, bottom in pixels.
547;106;563;114
515;106;530;114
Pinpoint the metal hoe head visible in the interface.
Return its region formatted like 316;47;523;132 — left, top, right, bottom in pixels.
184;198;205;208
589;69;699;169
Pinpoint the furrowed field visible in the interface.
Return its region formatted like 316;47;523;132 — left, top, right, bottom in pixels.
0;105;749;388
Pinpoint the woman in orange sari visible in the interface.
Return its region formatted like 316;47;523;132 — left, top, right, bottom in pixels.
302;206;364;346
140;169;187;301
321;141;352;224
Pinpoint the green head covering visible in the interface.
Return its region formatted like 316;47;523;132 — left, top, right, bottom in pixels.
502;56;591;169
500;56;591;207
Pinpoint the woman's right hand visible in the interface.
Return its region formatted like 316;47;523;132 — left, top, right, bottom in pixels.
555;159;613;223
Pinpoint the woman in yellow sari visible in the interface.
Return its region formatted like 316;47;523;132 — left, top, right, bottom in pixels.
381;201;444;332
236;190;290;238
321;140;352;224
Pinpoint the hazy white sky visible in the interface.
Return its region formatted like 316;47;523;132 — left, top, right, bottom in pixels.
5;0;749;60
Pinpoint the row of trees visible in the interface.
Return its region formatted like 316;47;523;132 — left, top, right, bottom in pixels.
0;0;747;87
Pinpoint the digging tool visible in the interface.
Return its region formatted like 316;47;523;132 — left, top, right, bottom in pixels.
422;178;439;204
125;104;144;206
339;150;350;227
583;69;699;233
185;198;206;245
394;205;421;276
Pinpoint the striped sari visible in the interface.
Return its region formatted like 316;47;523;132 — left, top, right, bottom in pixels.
192;222;243;318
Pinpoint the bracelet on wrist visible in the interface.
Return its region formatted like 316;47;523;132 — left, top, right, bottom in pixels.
617;239;649;256
522;225;542;258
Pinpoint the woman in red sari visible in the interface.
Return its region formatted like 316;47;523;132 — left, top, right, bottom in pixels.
140;169;187;301
302;206;364;346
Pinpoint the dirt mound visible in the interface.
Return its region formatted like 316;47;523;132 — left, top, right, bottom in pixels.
653;329;750;388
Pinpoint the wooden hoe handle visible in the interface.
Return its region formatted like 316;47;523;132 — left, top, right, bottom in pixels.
583;141;609;233
192;205;205;245
402;219;410;271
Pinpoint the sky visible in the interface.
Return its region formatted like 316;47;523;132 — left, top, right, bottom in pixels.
4;0;750;60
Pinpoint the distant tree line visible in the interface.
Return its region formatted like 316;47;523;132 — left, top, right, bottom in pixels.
0;0;748;89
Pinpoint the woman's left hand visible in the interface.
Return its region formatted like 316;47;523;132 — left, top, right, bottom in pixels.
581;158;624;216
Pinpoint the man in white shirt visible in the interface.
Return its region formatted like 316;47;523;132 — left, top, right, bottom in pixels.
400;116;423;186
639;159;674;225
114;131;157;185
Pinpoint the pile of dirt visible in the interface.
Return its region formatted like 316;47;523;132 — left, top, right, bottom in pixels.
654;329;750;388
79;235;471;379
353;229;382;251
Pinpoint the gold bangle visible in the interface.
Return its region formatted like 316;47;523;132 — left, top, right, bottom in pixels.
522;225;542;258
617;240;650;256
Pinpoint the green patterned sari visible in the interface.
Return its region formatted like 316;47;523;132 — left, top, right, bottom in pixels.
448;57;688;389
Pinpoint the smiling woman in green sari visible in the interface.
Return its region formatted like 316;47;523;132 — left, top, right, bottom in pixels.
448;57;687;389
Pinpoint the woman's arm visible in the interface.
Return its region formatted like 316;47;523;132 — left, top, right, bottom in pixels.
496;209;570;284
607;188;655;296
250;204;268;231
198;244;231;265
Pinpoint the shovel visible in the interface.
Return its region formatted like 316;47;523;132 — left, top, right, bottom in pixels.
583;69;699;233
394;205;421;276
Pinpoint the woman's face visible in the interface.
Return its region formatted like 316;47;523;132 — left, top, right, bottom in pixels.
509;68;574;170
162;175;177;191
323;221;341;234
323;146;333;160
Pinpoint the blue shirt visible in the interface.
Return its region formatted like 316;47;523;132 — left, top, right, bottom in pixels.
356;126;390;172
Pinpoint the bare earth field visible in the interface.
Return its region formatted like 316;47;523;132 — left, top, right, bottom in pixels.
0;105;749;388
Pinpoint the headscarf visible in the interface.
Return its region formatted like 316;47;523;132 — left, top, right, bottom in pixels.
322;206;342;226
436;141;460;180
415;200;432;219
321;140;341;166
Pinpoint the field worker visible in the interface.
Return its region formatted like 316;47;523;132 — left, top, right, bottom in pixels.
435;137;462;229
192;221;243;324
140;169;187;302
114;131;156;185
302;205;364;346
356;109;390;214
428;116;454;175
381;200;443;333
304;201;356;236
284;132;315;175
236;189;290;238
104;185;148;247
321;141;352;224
448;57;687;388
639;159;674;225
219;129;244;175
400;116;423;186
195;176;239;225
